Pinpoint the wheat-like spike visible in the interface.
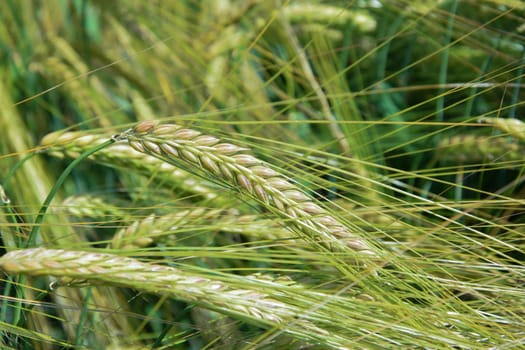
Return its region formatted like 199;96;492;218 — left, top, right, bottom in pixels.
0;248;350;349
127;121;377;256
60;195;127;220
0;248;291;322
111;207;229;249
112;209;298;250
437;134;524;164
283;3;376;31
40;130;217;200
217;214;296;240
479;117;525;142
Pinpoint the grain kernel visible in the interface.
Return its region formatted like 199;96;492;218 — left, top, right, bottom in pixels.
174;129;201;140
266;177;295;190
253;184;269;203
194;135;220;146
214;143;242;155
129;140;145;153
143;140;161;154
282;190;309;202
180;149;199;163
159;143;179;158
299;202;323;215
232;154;260;166
251;166;279;178
155;124;181;134
237;174;253;192
134;120;156;133
219;164;234;179
200;155;221;175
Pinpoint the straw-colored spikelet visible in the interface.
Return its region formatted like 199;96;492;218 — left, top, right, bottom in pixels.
40;130;216;200
0;248;350;349
128;121;377;256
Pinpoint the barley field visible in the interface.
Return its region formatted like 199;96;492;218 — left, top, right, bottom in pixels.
0;1;524;349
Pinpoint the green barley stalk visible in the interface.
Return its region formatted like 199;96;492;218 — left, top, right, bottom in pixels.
127;121;378;257
0;248;351;349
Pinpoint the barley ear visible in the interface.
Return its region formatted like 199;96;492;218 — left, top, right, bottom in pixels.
40;129;218;200
437;134;524;164
0;248;350;348
479;117;525;142
128;122;378;257
110;208;226;249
